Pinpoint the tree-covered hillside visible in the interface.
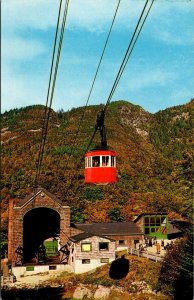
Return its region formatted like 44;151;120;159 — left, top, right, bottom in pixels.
1;100;193;231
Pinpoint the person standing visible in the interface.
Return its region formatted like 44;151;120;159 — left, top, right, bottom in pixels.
156;242;161;254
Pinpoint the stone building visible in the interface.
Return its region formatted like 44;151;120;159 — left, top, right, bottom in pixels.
69;232;115;274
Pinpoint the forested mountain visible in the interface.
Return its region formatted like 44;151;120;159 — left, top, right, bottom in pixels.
1;100;193;230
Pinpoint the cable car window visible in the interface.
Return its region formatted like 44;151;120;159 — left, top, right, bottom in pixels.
102;156;109;167
92;156;100;167
88;157;92;168
111;156;116;167
85;157;90;168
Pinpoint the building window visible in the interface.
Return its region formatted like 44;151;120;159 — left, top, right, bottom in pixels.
156;216;160;226
144;216;149;226
99;242;109;251
26;266;34;271
100;258;109;263
49;265;56;270
81;243;92;252
150;216;155;226
144;215;168;238
119;240;125;245
82;259;90;264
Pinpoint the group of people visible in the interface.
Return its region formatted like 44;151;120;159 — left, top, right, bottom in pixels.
142;236;158;248
92;156;115;167
139;237;174;254
93;158;109;167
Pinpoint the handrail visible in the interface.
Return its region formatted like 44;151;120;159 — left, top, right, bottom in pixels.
128;247;165;262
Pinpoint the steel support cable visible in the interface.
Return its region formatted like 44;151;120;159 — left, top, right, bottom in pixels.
35;0;68;188
104;0;154;112
36;0;70;184
34;0;63;189
85;0;154;152
34;0;70;189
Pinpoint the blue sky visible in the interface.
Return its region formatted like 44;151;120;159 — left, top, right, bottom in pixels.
2;0;194;114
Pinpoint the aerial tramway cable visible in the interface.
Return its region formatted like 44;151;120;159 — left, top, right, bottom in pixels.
34;0;63;189
34;0;70;190
85;0;155;152
104;0;155;112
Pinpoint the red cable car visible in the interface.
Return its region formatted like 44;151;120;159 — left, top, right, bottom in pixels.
84;110;117;185
85;149;117;184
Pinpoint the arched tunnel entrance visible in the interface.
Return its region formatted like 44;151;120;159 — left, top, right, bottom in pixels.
23;207;60;264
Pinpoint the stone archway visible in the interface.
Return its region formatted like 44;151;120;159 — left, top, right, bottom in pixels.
8;188;70;266
23;207;60;263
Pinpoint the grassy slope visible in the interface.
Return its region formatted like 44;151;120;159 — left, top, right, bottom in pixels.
47;254;171;300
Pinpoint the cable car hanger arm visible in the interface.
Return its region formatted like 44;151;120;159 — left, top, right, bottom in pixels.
95;109;107;150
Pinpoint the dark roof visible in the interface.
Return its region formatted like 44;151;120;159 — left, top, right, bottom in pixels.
16;187;64;207
170;219;192;229
73;222;143;236
70;232;115;243
168;222;182;235
70;232;95;242
168;219;191;234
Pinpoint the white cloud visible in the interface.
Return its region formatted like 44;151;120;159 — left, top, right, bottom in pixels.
2;67;47;112
2;78;44;112
149;1;194;46
2;0;144;33
108;65;179;104
2;0;58;31
3;0;194;34
2;37;46;61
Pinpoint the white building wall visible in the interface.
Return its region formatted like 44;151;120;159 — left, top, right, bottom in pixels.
12;264;70;278
74;257;115;274
116;246;128;251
